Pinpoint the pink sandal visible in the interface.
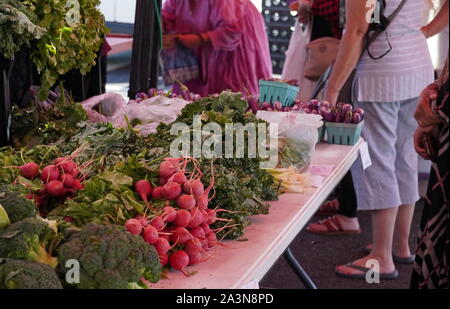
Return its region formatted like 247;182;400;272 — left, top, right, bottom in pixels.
316;199;340;217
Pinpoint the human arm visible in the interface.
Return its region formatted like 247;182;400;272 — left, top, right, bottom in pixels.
323;0;370;105
421;0;449;38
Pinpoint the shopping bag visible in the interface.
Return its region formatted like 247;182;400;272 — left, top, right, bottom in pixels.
281;20;311;82
161;43;200;85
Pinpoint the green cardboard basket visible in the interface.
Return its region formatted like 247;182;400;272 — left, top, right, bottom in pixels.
259;80;299;107
325;121;364;146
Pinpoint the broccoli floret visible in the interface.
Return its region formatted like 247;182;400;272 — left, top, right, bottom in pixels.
0;185;37;223
0;258;62;289
58;223;162;289
0;217;58;268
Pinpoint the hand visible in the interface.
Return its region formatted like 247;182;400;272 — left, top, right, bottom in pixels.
324;89;340;107
414;125;439;160
163;34;178;49
298;3;312;25
420;26;430;39
414;83;441;128
178;34;204;50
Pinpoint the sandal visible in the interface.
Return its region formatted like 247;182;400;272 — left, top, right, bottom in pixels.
364;244;416;265
316;199;340;216
306;216;361;235
335;264;399;280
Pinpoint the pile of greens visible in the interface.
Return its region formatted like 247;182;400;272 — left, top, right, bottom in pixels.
0;0;44;60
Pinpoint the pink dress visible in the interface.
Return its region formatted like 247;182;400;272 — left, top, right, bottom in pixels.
163;0;272;97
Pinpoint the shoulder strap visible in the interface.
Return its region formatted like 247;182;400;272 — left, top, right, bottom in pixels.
365;0;408;50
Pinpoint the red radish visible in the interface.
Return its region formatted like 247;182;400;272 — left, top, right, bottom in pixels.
134;180;152;204
45;180;65;197
206;232;218;249
170;227;192;244
20;162;39;179
159;178;168;186
125;219;143;235
184;238;203;255
143;225;159;244
34;194;47;208
196;194;209;210
53;157;67;165
41;165;60;183
72;179;84;191
64;216;74;223
190;226;206;240
61;173;74;188
201;223;211;235
188;251;203;266
183;179;205;197
176;194;196;210
159;254;169;267
135;215;149;227
71;168;79;178
162;182;182;200
174;209;191;227
154;238;171;255
200;238;209;251
169;250;190;272
61;160;77;173
173;172;187;184
151;216;166;231
159;233;171;242
63;187;75;196
163;206;177;223
159;161;176;178
151;186;164;200
206;209;217;225
187;208;204;228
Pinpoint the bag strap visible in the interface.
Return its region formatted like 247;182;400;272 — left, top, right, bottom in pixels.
364;0;408;54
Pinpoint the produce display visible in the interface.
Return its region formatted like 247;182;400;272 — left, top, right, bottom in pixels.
0;88;284;288
0;0;108;99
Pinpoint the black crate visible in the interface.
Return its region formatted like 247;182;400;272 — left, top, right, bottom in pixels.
262;0;297;75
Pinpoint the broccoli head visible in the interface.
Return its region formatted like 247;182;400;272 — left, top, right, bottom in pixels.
0;217;58;268
0;258;62;289
0;185;37;223
57;223;162;289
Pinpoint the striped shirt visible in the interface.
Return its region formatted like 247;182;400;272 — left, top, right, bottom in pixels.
356;0;434;103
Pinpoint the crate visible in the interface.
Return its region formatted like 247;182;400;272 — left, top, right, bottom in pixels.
325;121;364;146
259;80;299;107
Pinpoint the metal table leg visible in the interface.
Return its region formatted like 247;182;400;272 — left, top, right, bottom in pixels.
284;247;318;289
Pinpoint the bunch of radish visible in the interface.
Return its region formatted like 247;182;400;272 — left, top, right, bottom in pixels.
124;157;232;276
8;157;86;212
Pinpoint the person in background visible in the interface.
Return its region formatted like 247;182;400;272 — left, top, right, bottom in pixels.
324;0;435;279
411;0;448;289
162;0;272;97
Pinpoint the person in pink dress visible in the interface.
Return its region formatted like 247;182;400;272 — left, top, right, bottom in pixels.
162;0;272;97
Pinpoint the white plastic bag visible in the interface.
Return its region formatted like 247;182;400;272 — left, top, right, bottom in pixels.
256;111;323;171
80;93;128;124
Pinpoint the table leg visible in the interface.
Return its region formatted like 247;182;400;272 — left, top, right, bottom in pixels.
284;248;318;289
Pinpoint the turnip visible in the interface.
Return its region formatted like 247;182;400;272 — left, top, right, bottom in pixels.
20;162;40;179
162;182;182;200
187;208;204;228
159;161;176;178
41;165;60;183
183;179;205;197
125;219;143;235
143;225;159;244
151;186;164;200
170;227;192;244
45;180;65;197
169;250;190;274
61;173;74;188
190;226;206;240
176;194;196;210
174;209;191;227
173;172;187;184
151;216;166;231
154;238;171;255
163;206;177;222
134;180;152;204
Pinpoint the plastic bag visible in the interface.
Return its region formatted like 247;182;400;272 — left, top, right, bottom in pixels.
256;111;323;172
80;92;127;124
161;43;200;85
